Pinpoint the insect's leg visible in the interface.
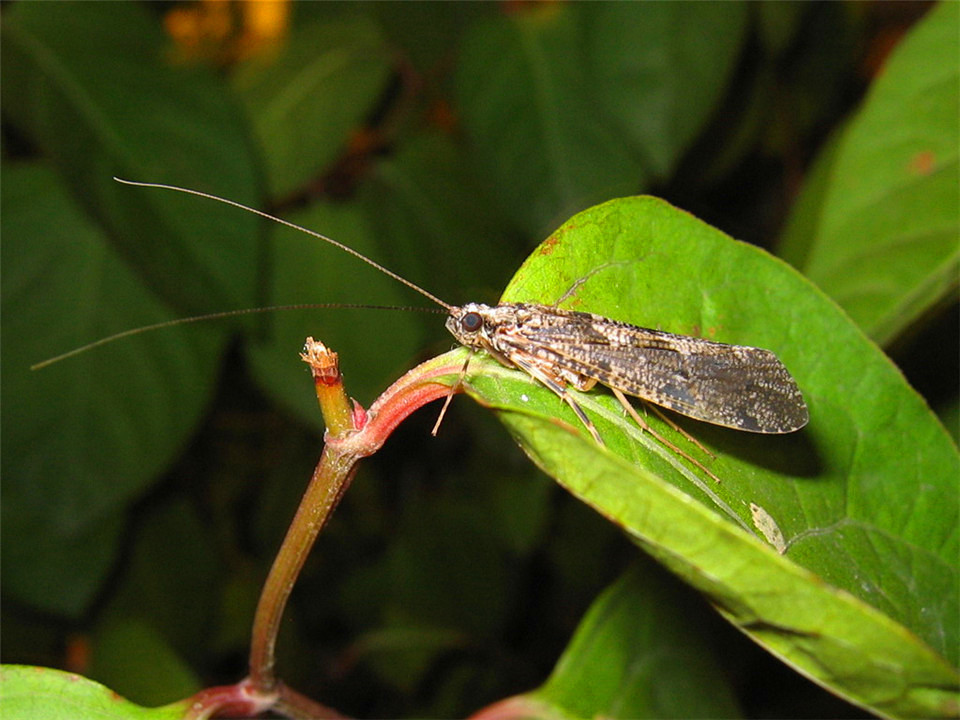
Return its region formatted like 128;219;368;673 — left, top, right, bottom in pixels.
510;355;605;446
431;353;472;436
611;387;722;483
611;387;681;453
611;387;652;431
645;403;715;459
609;388;715;458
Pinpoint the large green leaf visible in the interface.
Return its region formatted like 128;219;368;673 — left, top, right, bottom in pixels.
529;564;741;719
0;666;189;720
778;123;847;269
783;3;959;345
1;1;261;315
456;4;644;238
233;14;392;198
371;3;494;73
1;164;223;616
449;196;958;718
585;3;748;179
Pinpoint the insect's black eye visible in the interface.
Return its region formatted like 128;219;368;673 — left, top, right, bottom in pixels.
461;312;483;332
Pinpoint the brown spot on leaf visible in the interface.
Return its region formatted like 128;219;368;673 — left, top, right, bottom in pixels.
908;150;936;176
538;235;560;256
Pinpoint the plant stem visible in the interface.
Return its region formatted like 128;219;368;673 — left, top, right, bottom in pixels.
248;444;359;691
247;347;467;696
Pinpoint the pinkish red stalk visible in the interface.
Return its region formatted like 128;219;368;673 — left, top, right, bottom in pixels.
243;348;466;713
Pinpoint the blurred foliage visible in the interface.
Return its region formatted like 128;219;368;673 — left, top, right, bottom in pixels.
2;1;955;718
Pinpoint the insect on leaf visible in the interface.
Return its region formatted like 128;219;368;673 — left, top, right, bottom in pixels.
454;196;959;719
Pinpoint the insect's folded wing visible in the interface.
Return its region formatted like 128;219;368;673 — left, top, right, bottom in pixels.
505;323;808;434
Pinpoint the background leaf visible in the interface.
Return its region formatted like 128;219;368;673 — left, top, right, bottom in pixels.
87;619;200;708
456;4;644;238
782;2;959;345
586;3;749;179
247;200;424;424
358;132;513;308
529;563;742;719
1;1;262;315
1;165;223;616
233;14;392;198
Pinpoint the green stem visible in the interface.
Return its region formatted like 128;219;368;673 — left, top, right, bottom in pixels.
248;445;358;691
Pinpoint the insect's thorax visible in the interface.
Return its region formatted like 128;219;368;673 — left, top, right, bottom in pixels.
445;301;604;366
446;302;612;350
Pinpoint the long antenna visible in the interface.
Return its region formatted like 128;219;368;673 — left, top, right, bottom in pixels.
31;303;444;371
113;178;454;311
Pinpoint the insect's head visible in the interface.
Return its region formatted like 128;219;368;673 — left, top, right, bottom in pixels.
445;303;492;350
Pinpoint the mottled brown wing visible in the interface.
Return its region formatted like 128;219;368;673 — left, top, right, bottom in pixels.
498;308;808;434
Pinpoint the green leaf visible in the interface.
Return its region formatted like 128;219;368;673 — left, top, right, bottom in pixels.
778;123;847;268
0;1;262;315
0;508;123;620
88;620;200;708
372;3;495;73
342;492;513;693
233;14;392;198
97;499;222;670
451;196;958;718
1;164;223;616
755;1;808;57
529;564;741;719
456;4;644;238
0;665;189;720
785;3;960;345
585;3;749;179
